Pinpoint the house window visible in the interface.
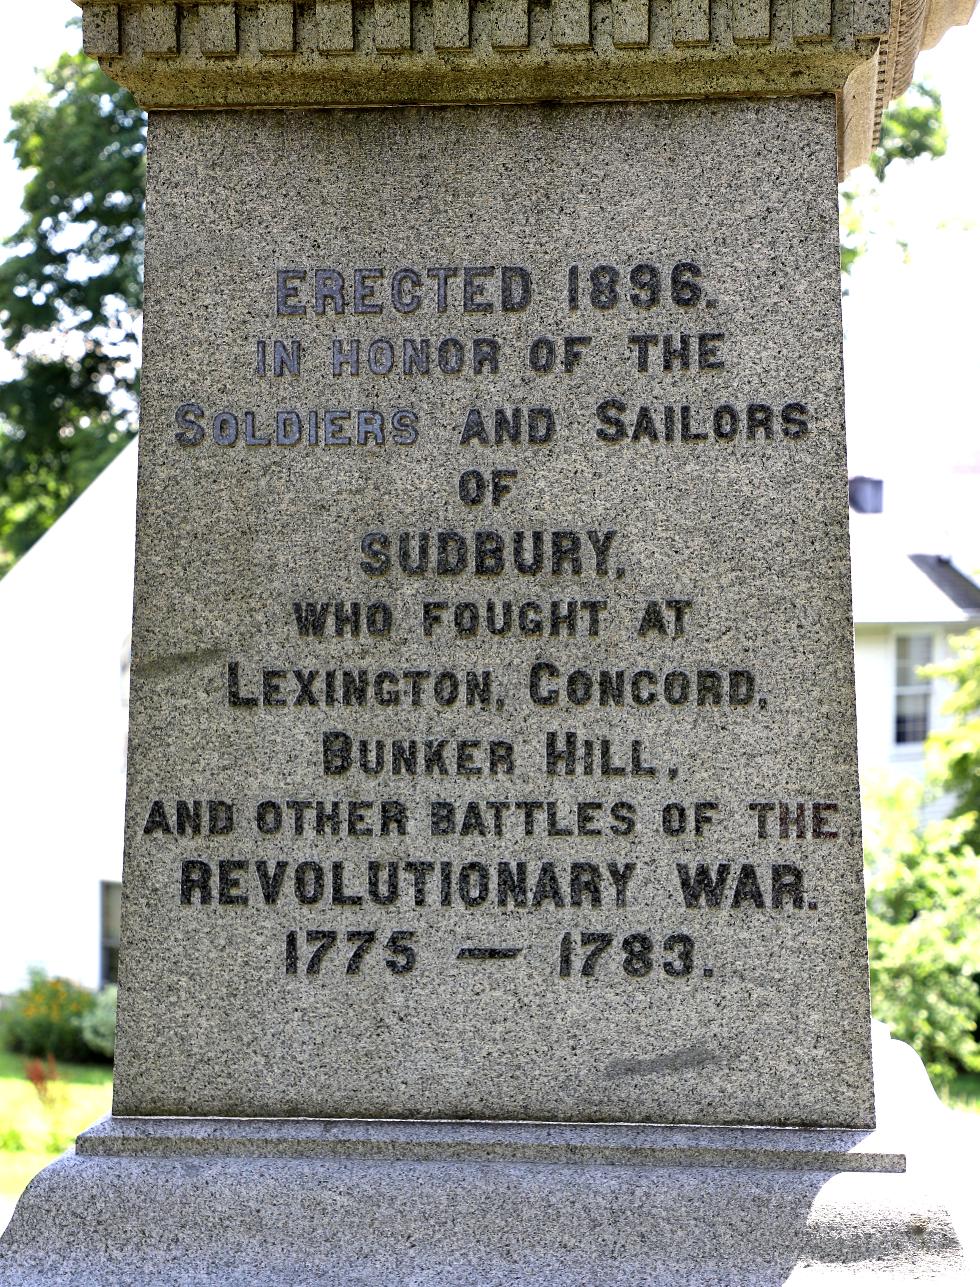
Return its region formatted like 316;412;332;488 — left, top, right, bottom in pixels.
101;881;121;986
894;634;933;744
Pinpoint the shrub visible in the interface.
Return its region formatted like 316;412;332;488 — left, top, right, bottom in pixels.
925;626;980;854
0;1126;25;1152
2;969;95;1063
864;781;980;1089
81;986;117;1060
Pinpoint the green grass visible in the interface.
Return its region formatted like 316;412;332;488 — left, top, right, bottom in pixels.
0;1050;112;1200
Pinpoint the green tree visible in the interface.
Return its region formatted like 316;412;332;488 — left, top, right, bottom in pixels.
865;627;980;1089
872;82;947;181
0;50;145;576
927;628;980;854
840;81;947;274
864;780;980;1089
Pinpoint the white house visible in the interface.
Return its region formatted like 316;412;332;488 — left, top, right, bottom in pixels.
1;453;977;995
850;477;980;802
0;441;136;995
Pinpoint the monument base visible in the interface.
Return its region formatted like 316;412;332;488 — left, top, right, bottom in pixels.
0;1031;970;1284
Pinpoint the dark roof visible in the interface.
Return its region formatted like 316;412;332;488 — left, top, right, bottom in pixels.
909;555;980;616
849;477;883;514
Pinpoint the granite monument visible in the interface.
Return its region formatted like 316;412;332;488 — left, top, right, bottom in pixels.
0;0;975;1280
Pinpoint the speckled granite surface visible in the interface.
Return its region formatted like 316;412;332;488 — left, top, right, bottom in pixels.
105;96;875;1128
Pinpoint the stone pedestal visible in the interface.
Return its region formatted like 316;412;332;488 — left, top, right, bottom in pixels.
0;1032;971;1283
0;1135;956;1285
0;1024;968;1276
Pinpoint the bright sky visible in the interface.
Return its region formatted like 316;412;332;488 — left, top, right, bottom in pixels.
0;2;81;237
843;16;980;568
1;3;979;562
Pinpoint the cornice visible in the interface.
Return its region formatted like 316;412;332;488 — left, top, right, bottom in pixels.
72;0;976;173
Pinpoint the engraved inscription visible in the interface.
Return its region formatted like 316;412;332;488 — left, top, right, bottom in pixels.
149;252;836;992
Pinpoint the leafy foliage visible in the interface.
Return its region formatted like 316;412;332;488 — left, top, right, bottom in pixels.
0;51;145;576
80;985;117;1059
840;81;947;275
871;82;947;183
927;628;980;854
2;970;96;1063
858;522;980;1093
864;782;980;1088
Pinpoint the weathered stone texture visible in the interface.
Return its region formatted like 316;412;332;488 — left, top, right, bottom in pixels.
111;96;873;1127
73;0;978;173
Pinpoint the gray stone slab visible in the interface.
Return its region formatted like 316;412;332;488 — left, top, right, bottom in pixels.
114;94;872;1127
0;1123;963;1285
76;1113;906;1172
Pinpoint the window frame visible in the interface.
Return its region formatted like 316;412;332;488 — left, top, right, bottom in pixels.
892;630;935;749
100;880;122;988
